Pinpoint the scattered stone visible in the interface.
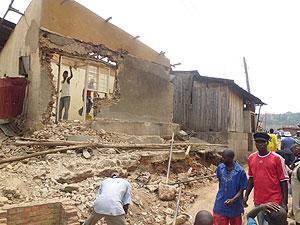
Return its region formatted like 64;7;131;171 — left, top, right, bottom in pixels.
166;216;173;225
98;129;106;134
163;208;174;215
82;149;92;159
0;196;8;206
61;184;80;193
95;167;128;178
146;184;158;192
6;164;12;170
106;148;117;154
135;172;151;184
158;183;177;201
178;130;188;136
175;214;190;225
2;188;20;200
57;170;94;184
209;164;217;171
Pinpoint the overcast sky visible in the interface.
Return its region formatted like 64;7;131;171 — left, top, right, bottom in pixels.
1;0;300;114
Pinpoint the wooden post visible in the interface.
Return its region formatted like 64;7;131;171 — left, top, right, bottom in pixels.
55;55;62;123
243;57;251;93
172;186;182;225
166;132;175;184
0;144;93;165
82;65;88;121
256;104;262;131
185;145;191;157
264;113;267;130
108;67;110;94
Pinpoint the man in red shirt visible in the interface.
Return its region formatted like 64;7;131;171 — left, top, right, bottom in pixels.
244;132;289;225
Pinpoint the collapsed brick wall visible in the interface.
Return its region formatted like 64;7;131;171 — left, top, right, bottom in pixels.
40;49;56;124
38;30;123;124
0;202;78;225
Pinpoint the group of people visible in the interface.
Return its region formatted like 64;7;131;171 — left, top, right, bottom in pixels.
81;131;300;225
268;128;298;166
58;66;96;121
195;131;300;225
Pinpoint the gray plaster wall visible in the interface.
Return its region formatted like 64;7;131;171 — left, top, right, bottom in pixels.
0;1;53;126
196;132;229;144
228;132;251;163
98;55;173;123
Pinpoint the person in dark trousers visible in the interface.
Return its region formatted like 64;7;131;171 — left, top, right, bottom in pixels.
279;132;296;166
83;172;131;225
267;128;279;152
247;203;287;225
291;140;300;225
59;66;73;121
244;132;289;225
291;140;300;169
78;79;95;117
194;210;213;225
213;149;248;225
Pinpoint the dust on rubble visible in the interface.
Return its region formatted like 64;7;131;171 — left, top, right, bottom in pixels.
0;122;221;225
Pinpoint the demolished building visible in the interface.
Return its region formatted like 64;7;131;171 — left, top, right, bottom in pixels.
0;2;235;224
0;0;177;136
171;70;265;161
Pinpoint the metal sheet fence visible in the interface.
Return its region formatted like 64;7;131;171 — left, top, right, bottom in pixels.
0;77;27;119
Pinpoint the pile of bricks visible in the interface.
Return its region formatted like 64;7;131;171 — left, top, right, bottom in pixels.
0;201;78;225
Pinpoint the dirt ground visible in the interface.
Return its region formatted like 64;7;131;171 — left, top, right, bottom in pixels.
187;171;295;225
187;180;253;224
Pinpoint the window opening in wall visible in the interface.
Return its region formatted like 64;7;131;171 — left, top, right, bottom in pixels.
51;54;116;122
19;56;30;77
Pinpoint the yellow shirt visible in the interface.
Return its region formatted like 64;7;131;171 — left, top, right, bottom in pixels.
267;133;279;151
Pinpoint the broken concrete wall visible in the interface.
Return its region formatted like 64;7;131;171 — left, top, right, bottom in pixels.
196;131;251;163
0;0;54;126
39;31;122;123
40;31;174;124
98;55;173;123
40;0;169;67
0;0;173;126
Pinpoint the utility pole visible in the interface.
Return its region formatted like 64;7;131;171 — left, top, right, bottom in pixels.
264;113;267;130
243;57;251;93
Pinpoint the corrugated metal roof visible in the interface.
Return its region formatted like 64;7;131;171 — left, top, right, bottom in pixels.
0;122;21;136
0;18;16;52
171;70;266;105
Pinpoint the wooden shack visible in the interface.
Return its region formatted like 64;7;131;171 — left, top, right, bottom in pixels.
172;70;265;161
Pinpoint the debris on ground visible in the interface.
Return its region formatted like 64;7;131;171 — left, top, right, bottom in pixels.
0;122;224;224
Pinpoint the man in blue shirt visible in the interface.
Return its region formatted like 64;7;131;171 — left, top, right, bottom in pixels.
247;203;287;225
213;149;248;225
